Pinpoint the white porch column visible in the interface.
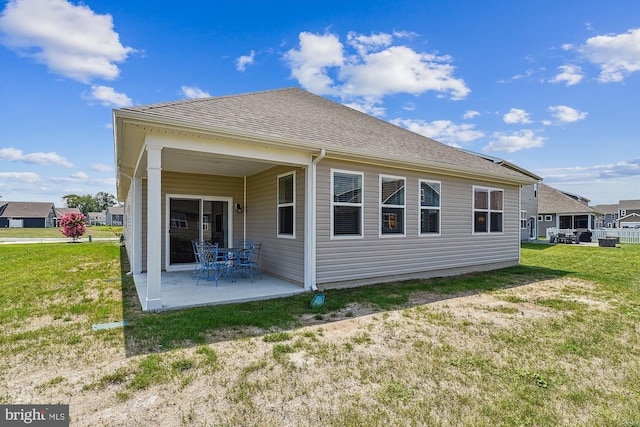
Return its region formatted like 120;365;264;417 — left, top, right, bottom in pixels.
146;145;163;311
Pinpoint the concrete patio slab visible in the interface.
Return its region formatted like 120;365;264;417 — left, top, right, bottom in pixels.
133;270;306;312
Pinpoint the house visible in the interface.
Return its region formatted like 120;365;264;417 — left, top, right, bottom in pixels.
87;211;106;226
113;87;538;311
592;204;619;228
0;201;57;228
537;183;599;237
106;206;124;226
617;200;640;228
464;151;542;241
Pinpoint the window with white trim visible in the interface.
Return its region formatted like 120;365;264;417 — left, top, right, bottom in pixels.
419;179;440;235
332;170;363;237
380;175;405;236
277;172;295;238
520;210;527;229
538;215;543;221
473;186;503;233
545;215;552;222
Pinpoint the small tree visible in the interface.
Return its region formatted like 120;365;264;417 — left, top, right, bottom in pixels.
59;212;87;242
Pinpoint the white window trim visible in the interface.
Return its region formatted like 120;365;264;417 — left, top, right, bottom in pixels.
520;210;527;229
277;171;296;239
537;215;543;221
472;185;504;235
331;169;364;240
418;179;441;237
545;215;552;222
379;174;406;238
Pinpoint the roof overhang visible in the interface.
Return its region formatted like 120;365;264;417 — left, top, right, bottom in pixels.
114;110;539;200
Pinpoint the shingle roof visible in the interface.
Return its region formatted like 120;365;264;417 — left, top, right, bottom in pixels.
592;204;619;214
619;199;640;210
538;184;599;215
122;87;532;182
0;202;55;218
108;206;124;215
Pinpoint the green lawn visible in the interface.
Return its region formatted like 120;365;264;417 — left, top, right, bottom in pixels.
0;241;638;425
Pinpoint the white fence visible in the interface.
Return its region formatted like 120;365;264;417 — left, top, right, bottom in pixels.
591;229;640;244
547;227;640;244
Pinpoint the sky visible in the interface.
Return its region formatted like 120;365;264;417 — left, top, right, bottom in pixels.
0;0;638;207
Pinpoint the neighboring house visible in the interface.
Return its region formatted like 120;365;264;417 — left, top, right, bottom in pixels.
106;206;124;226
87;211;106;226
113;87;538;310
537;183;599;237
0;201;57;228
617;200;640;228
592;204;619;228
465;151;541;241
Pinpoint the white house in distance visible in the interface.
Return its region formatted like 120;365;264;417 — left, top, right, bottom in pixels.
113;88;538;311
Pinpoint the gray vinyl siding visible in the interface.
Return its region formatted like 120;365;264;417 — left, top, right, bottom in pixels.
246;166;305;285
520;184;538;241
315;159;521;286
140;171;245;271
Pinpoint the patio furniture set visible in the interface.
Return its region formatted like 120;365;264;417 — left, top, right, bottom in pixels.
192;239;262;286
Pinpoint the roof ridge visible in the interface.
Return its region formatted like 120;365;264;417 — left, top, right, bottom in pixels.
123;87;300;112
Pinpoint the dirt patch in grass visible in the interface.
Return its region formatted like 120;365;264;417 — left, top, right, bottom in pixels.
1;277;637;426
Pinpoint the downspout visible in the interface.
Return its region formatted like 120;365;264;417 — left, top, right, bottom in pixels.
243;176;247;241
309;149;326;292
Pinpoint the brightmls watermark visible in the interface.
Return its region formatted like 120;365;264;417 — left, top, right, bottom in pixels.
1;405;68;426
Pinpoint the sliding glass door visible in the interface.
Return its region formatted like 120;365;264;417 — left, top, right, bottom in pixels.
168;197;231;267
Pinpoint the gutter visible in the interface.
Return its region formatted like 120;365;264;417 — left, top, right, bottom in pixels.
308;149;326;292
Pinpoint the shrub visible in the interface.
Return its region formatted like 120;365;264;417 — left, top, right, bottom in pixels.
59;212;87;242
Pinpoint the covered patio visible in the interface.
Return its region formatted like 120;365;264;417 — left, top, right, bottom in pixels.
133;271;306;311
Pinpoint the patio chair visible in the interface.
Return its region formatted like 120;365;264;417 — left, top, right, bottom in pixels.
195;243;229;286
191;240;213;278
251;242;262;280
235;246;258;283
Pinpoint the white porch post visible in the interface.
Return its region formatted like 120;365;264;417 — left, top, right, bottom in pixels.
146;145;163;310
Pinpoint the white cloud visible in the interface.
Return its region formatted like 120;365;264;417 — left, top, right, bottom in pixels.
91;163;112;172
393;118;484;146
0;0;134;83
549;65;584;86
483;130;545;153
343;98;386;117
0;171;41;183
236;50;255;72
548;105;588;123
503;108;532;124
284;31;470;107
87;85;132;107
536;158;640;181
579;27;640;83
51;171;90;183
181;86;211;99
0;147;73;167
463;110;480;119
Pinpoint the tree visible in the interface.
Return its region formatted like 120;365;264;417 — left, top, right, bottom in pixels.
59;212;87;242
62;194;103;215
95;192;117;211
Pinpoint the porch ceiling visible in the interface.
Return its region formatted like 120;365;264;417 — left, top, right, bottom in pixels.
140;147;277;177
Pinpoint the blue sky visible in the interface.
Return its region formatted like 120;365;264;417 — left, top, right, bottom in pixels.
0;0;638;206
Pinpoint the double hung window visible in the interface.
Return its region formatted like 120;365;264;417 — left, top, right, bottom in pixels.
473;186;503;233
380;175;405;236
331;170;363;237
277;172;295;238
419;180;440;235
